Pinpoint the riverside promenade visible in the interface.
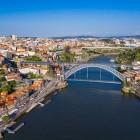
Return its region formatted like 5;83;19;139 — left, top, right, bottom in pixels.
0;80;67;138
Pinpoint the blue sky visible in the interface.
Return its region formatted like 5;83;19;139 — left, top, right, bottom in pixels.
0;0;140;37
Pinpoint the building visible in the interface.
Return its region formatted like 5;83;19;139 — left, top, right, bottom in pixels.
5;72;22;82
12;35;17;41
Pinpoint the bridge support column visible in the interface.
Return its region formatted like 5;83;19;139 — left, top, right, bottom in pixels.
113;65;115;82
113;75;115;82
74;72;76;78
62;63;64;75
60;75;65;81
100;68;101;80
87;67;88;79
61;63;65;81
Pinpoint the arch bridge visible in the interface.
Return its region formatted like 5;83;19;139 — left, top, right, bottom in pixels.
64;63;126;84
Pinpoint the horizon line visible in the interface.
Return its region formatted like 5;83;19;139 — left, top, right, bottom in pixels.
1;34;140;38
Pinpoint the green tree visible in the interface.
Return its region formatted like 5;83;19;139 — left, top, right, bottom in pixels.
25;56;42;62
100;39;115;44
0;85;11;93
136;53;140;61
28;72;43;79
0;77;6;82
2;116;10;122
116;48;140;64
48;66;55;77
8;80;16;88
28;72;36;79
64;46;70;52
59;52;75;62
0;69;5;75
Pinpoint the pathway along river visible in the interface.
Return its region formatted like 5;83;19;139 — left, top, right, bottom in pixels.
4;56;140;140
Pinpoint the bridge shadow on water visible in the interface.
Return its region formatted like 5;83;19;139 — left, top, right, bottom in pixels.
67;67;122;91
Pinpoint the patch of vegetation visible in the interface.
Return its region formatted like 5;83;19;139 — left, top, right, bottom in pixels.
0;69;5;75
116;48;140;64
100;39;115;44
59;52;75;62
25;56;42;62
47;66;54;76
0;77;6;82
2;116;10;122
0;80;16;94
136;80;140;85
8;80;16;89
28;72;43;79
64;46;70;52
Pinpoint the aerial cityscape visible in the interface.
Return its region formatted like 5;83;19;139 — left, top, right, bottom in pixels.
0;0;140;140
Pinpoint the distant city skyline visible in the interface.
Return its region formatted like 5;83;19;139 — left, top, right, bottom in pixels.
0;0;140;37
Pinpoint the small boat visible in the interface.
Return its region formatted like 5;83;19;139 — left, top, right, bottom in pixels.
53;91;58;96
45;100;51;105
110;59;115;62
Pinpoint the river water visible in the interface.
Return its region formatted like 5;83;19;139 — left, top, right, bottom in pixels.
4;56;140;140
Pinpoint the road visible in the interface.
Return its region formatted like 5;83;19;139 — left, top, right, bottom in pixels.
0;80;60;133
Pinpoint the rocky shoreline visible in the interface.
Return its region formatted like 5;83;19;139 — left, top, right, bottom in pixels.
122;86;140;98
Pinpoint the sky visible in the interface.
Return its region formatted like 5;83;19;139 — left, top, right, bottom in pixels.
0;0;140;37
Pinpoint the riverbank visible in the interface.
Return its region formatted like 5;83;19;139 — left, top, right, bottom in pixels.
0;80;68;138
122;86;140;98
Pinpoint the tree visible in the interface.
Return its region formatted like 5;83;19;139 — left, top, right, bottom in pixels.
0;77;6;82
120;41;125;45
100;39;115;44
59;52;75;62
25;56;42;62
0;85;11;93
48;66;54;77
0;69;5;75
136;79;140;85
2;116;10;122
64;46;70;52
136;53;140;61
8;80;16;88
28;72;36;79
116;48;139;64
28;72;43;79
0;80;16;93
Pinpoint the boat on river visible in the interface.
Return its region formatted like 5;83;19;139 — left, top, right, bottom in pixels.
110;58;115;62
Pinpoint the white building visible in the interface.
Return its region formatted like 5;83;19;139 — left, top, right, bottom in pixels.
12;35;17;41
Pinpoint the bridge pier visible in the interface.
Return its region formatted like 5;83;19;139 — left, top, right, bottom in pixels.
60;75;65;81
60;64;65;81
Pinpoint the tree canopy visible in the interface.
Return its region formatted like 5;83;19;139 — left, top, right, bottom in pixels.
59;52;75;62
116;48;140;64
25;56;42;62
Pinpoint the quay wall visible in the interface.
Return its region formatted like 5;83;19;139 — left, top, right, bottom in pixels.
0;80;68;138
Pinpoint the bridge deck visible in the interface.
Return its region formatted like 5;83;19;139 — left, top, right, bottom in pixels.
20;62;132;67
81;46;136;49
66;79;122;84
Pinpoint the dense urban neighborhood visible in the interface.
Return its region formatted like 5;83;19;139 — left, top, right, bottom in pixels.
0;35;140;137
0;35;140;107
